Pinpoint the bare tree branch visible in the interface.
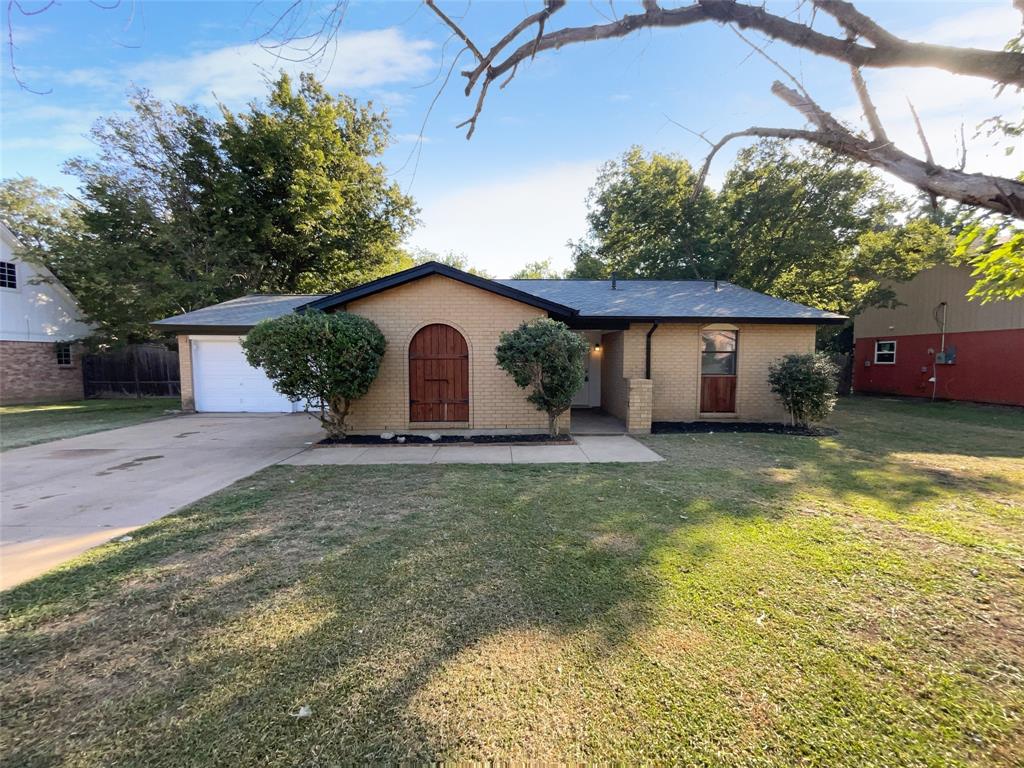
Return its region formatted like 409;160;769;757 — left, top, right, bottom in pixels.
692;81;1024;218
424;0;482;62
455;75;491;140
906;96;938;210
420;0;1023;216
461;0;566;96
456;1;1024;91
906;98;935;166
729;23;811;101
694;125;824;192
812;0;899;46
850;66;887;145
957;122;968;172
6;0;57;93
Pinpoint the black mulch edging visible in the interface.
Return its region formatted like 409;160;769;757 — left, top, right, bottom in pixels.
651;421;838;437
319;433;574;446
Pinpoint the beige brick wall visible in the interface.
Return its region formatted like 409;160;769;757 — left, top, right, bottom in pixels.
733;324;816;420
599;331;626;420
602;322;816;424
177;334;195;412
339;275;556;432
626;378;653;433
0;340;84;405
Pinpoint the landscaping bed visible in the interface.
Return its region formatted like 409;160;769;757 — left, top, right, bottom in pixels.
319;432;573;446
652;420;837;437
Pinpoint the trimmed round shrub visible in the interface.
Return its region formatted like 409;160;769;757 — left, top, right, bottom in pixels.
768;352;839;427
243;310;386;437
495;317;589;437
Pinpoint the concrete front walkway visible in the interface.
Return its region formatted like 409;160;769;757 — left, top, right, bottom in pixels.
0;413;322;589
282;435;663;466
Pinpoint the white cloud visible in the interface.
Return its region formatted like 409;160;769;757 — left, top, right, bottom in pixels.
408;162;599;277
129;29;434;107
2;104;107;154
3;27;436;168
26;28;434;108
911;4;1019;48
396;133;433;144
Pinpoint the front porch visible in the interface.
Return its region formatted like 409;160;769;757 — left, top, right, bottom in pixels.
573;327;654;434
570;407;626;435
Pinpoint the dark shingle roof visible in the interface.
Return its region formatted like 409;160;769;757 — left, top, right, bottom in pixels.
498;279;846;323
151;294;325;332
151;263;846;331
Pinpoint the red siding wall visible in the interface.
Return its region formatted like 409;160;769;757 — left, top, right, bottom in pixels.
853;329;1024;406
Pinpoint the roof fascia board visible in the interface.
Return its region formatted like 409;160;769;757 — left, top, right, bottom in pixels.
149;324;259;335
573;314;847;326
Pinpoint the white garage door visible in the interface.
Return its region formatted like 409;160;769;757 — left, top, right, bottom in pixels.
192;337;296;413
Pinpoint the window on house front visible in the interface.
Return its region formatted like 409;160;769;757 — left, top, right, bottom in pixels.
874;340;896;364
701;329;737;375
55;342;72;367
0;260;16;289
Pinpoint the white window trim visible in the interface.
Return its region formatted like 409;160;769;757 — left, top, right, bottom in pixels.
874;339;897;364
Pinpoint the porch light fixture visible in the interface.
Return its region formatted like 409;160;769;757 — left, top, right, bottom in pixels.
594;342;601;350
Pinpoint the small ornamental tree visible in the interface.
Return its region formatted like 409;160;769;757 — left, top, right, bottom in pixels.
243;311;386;437
767;353;840;427
495;318;589;437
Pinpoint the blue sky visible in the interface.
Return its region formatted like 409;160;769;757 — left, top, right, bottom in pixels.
2;1;1020;276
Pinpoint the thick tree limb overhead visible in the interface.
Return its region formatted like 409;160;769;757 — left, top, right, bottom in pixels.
424;0;1024;218
459;0;1024;91
703;82;1024;218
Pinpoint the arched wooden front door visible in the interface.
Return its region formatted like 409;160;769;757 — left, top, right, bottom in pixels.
409;324;469;422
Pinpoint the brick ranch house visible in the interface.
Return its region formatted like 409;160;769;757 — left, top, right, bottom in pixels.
0;223;92;405
153;261;845;433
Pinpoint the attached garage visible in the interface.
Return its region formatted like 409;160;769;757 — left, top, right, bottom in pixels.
191;337;296;413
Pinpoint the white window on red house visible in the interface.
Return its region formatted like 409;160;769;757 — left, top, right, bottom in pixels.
0;260;16;289
874;340;896;364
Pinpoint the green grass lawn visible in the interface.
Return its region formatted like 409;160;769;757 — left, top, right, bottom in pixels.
0;397;180;451
2;397;1023;765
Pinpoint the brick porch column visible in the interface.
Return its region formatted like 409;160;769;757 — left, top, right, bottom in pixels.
625;377;652;434
177;335;195;412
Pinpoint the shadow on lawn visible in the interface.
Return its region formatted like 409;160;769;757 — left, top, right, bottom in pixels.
0;459;774;763
2;403;1021;762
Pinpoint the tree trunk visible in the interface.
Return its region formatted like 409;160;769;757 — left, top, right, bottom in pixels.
322;396;351;438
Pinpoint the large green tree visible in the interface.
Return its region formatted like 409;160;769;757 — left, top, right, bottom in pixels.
216;74;417;293
570;147;725;280
717;142;951;315
570;142;953;326
1;73;417;344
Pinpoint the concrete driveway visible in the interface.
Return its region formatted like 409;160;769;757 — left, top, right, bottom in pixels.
0;413;322;589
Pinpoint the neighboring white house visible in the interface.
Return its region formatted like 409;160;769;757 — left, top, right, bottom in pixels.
0;222;93;404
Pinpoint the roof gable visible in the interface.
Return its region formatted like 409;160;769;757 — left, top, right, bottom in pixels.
299;262;578;316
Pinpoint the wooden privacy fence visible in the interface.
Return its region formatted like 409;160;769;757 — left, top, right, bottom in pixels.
83;344;180;398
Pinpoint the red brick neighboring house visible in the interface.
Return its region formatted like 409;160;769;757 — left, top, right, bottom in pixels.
0;223;93;405
854;264;1024;406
